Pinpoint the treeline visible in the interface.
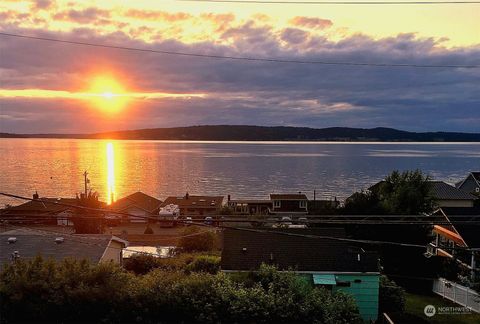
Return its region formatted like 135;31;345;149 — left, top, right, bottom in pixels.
3;125;480;141
0;257;362;324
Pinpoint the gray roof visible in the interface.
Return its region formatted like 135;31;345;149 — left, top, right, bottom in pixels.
430;181;478;201
0;229;126;266
221;228;378;272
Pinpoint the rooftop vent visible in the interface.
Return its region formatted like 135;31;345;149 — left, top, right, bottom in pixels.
55;237;65;244
7;237;17;244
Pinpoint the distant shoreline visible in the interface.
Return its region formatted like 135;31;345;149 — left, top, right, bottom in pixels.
2;125;480;142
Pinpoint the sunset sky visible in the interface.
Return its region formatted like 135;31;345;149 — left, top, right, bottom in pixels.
0;0;479;133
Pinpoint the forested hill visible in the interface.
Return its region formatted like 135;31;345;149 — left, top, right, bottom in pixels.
2;125;480;142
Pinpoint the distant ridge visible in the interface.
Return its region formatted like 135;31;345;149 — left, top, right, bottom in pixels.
2;125;480;142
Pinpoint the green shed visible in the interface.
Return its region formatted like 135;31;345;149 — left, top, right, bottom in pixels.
313;273;379;322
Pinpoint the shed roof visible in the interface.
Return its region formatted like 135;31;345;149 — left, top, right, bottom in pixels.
221;228;378;272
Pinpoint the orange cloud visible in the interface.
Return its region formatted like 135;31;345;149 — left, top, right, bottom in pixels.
289;16;333;30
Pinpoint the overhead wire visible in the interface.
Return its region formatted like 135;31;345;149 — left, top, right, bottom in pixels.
0;32;477;69
179;0;480;4
1;192;479;251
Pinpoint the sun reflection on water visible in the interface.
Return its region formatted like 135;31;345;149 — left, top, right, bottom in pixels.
107;142;115;204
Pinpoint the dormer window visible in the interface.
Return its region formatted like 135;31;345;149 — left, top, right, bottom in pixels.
299;200;307;208
274;200;281;208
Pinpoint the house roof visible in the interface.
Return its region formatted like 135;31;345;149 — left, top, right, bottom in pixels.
110;191;161;213
472;172;480;182
161;195;224;209
221;228;378;272
1;198;79;215
270;194;308;200
439;207;480;248
0;229;127;266
456;172;480;189
229;199;272;205
430;181;478;201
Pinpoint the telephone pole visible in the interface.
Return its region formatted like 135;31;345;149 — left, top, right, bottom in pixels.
83;171;88;196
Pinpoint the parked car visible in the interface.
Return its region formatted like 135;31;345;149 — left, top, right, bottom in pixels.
204;216;213;225
185;217;193;226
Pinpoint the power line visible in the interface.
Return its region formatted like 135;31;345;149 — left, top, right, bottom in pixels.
0;32;477;69
179;0;480;4
2;192;479;251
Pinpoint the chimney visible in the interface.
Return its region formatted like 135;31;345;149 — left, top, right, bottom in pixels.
228;195;231;202
33;191;39;200
185;192;189;200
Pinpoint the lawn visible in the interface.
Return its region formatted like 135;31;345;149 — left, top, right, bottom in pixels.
390;292;480;324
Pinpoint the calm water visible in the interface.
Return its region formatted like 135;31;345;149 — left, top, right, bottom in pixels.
1;138;479;206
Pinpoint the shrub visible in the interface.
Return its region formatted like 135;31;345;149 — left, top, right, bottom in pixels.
185;255;221;274
1;259;362;323
178;226;216;252
379;275;406;314
144;225;154;234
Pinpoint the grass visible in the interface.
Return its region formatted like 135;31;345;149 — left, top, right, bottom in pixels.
389;292;480;324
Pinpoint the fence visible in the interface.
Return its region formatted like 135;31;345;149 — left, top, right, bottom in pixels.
432;278;480;313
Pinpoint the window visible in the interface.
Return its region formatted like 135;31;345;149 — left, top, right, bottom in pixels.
299;200;307;208
274;200;281;208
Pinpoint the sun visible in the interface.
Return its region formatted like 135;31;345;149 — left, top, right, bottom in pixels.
88;76;128;112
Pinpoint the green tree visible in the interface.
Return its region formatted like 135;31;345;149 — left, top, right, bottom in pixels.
379;276;406;314
72;191;105;234
178;226;217;252
374;169;435;215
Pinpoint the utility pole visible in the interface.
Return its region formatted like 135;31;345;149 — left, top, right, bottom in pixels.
83;171;88;196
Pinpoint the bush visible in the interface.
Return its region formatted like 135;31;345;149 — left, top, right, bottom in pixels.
185;255;221;274
178;226;216;252
144;225;154;234
379;275;406;314
1;259;362;323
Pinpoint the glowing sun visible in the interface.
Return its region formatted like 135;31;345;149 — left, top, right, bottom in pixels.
89;76;128;112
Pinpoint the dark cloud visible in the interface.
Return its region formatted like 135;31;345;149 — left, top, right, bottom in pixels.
0;23;479;133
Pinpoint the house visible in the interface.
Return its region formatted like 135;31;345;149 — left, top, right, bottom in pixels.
0;229;128;267
429;207;480;279
108;191;162;223
0;192;80;226
221;228;380;322
160;193;224;217
456;172;480;195
227;195;272;215
430;181;478;208
369;180;478;208
269;193;308;215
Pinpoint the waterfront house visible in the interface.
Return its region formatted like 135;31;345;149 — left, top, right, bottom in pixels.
0;229;128;267
227;195;272;215
428;207;480;279
161;193;224;217
429;181;478;208
0;192;79;226
221;228;380;322
269;193;308;215
456;172;480;195
369;180;478;208
108;191;162;223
